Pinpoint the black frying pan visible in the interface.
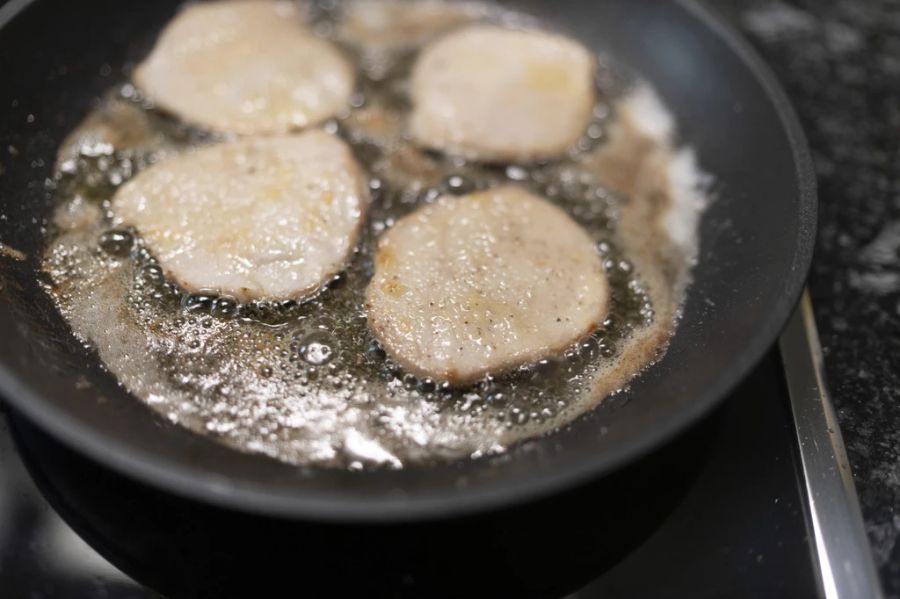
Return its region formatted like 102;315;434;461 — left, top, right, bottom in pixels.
0;0;815;595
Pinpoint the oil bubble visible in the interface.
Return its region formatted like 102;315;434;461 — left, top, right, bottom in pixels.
349;92;366;109
277;299;298;314
505;165;529;181
326;272;347;290
402;373;418;390
141;264;165;286
211;296;238;318
579;336;600;360
182;292;214;313
441;174;475;195
241;300;276;319
298;331;337;366
367;340;387;361
98;229;134;257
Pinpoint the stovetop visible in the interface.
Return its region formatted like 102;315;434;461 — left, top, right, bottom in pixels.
0;301;869;598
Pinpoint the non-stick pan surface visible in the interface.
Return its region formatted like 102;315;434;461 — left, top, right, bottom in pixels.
0;0;816;520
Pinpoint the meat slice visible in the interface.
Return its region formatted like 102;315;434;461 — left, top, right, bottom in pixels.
337;0;483;50
135;1;354;135
366;185;607;385
410;25;595;162
112;131;368;301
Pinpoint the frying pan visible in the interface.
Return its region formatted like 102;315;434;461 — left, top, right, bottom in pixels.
0;0;815;594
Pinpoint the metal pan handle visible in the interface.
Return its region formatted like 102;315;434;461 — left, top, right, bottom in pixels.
779;291;883;599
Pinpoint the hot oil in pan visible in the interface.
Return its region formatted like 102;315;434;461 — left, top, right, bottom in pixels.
41;1;708;468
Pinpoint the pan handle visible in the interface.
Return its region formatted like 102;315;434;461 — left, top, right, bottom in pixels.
779;291;883;599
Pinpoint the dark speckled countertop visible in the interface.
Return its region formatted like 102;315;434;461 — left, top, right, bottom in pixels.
714;0;900;595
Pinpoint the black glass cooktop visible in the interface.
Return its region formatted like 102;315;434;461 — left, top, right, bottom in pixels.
0;350;822;599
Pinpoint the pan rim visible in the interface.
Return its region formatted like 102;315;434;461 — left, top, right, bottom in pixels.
0;0;817;522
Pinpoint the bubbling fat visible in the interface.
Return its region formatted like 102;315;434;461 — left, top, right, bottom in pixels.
41;1;708;469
